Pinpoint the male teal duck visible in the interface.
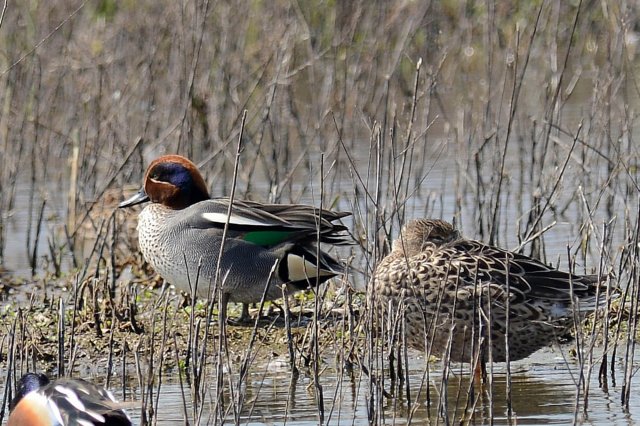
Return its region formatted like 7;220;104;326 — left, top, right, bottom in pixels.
8;373;131;426
372;219;605;363
119;155;350;320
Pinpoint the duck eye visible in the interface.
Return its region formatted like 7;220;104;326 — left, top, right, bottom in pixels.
149;167;168;181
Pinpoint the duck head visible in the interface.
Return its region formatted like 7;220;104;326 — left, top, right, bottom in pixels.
392;219;460;255
10;373;49;411
119;155;210;210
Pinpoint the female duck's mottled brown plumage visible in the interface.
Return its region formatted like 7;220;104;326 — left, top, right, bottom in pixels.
373;219;604;363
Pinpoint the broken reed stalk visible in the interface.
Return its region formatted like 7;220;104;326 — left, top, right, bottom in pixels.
105;308;116;389
108;212;119;297
621;209;640;409
232;262;278;424
68;144;79;233
57;298;65;376
207;109;247;424
25;138;36;275
402;314;411;406
89;216;120;342
67;276;80;373
192;319;204;425
143;295;158;425
583;221;611;410
151;290;173;425
185;256;204;420
48;232;62;277
607;236;632;388
172;333;191;426
281;285;299;420
505;255;513;419
598;222;615;391
386;299;400;387
438;316;452;425
134;339;147;426
282;285;298;375
183;253;201;401
0;315;19;424
182;262;197;369
567;249;585;425
326;291;352;426
29;199;46;276
121;337;127;403
311;153;326;424
77;217;109;288
436;265;471;423
369;124;390;425
486;282;495;426
92;278;103;339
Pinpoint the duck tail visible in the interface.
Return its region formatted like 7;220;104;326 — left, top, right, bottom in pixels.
279;244;344;291
576;272;620;313
317;222;353;245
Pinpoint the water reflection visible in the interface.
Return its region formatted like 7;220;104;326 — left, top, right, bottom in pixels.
125;349;639;425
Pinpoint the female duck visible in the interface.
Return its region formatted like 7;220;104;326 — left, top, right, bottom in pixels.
119;155;350;320
372;219;605;363
8;373;131;425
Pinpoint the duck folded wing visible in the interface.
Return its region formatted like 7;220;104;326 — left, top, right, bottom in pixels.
438;240;603;303
182;198;352;246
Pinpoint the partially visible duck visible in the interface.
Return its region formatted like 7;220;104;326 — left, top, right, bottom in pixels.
8;373;131;426
372;218;606;363
119;155;351;320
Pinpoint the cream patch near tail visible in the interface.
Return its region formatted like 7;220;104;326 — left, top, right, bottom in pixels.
286;254;334;282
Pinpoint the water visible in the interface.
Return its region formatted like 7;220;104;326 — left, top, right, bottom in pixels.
123;348;640;425
1;181;63;277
